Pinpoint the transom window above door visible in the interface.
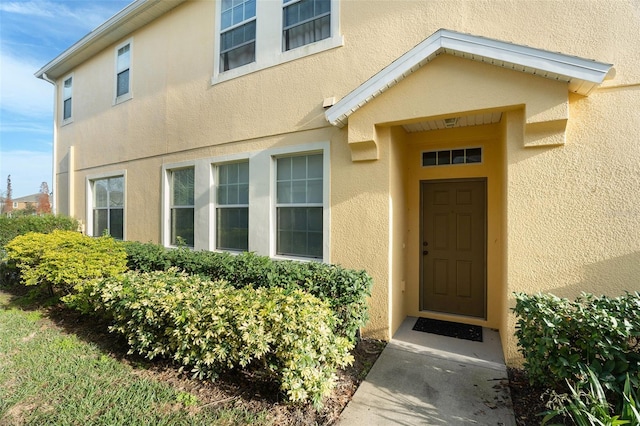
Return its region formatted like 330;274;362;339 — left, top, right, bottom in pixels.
422;147;482;167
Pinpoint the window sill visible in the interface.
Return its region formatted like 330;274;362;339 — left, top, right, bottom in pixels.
211;34;344;85
113;92;133;106
61;117;74;127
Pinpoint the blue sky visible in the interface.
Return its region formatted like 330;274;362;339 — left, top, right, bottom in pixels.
0;0;132;198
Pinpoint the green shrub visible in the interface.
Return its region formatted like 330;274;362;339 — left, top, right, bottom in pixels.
83;269;354;407
513;292;640;395
121;242;372;341
542;367;640;425
0;215;79;247
4;230;127;298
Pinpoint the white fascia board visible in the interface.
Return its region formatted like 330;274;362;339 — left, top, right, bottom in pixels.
439;30;612;84
325;29;613;128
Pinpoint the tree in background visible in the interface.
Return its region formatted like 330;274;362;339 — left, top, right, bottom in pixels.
3;175;13;215
37;182;51;214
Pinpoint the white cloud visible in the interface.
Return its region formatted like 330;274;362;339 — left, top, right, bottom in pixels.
0;150;52;198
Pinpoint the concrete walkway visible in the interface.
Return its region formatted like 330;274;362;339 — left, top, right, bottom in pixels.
338;317;516;425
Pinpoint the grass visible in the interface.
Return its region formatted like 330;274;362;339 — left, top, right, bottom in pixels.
0;290;272;426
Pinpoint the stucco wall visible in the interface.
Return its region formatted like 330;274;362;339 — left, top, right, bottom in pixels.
50;0;640;357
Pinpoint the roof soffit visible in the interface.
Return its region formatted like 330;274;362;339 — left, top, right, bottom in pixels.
325;29;614;128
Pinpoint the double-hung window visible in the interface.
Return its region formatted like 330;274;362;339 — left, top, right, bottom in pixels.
216;161;249;251
62;76;72;121
220;0;256;72
92;176;124;239
283;0;331;51
276;153;323;259
170;167;195;247
115;41;131;102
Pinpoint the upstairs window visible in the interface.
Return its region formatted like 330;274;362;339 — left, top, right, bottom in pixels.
170;167;195;247
216;161;249;251
115;41;131;102
220;0;256;72
283;0;331;51
62;76;72;121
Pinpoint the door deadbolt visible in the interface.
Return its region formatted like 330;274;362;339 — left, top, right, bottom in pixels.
423;250;428;255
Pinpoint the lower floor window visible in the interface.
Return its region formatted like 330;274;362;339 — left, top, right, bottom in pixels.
170;167;195;247
216;161;249;251
276;153;323;259
92;176;124;239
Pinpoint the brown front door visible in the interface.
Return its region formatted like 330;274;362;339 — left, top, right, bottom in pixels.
421;179;486;318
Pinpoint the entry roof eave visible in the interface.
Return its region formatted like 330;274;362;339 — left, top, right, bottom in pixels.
325;29;614;128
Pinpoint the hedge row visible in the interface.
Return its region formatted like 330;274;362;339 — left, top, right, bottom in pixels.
67;269;354;407
4;230;127;296
122;241;373;341
513;292;640;396
0;214;79;248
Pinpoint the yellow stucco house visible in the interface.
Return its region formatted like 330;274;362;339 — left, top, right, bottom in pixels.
36;0;640;364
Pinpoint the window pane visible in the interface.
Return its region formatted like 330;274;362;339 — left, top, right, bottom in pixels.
171;208;194;247
109;208;124;240
291;156;307;179
291;180;306;203
172;168;194;206
220;41;255;72
307;154;322;178
238;161;249;183
117;44;130;71
63;77;72;98
276;207;322;258
94;180;108;207
216;207;248;251
63;98;72;120
277;181;291;204
117;69;129;97
109;177;124;207
93;209;108;237
452;149;465;164
466;148;482;163
277;157;291;180
437;150;451;165
422;151;436;166
307;178;322;203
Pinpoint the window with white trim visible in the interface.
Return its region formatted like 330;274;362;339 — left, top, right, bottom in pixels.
170;167;195;247
216;161;249;251
92;176;124;239
283;0;331;51
213;0;341;83
115;41;131;102
62;76;72;121
220;0;256;72
275;153;323;259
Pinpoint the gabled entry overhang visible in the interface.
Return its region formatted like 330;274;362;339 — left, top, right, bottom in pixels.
326;29;613;130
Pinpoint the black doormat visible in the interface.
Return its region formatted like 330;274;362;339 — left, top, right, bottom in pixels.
412;318;483;342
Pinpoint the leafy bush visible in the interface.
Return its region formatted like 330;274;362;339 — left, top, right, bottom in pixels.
81;269;354;407
4;230;127;297
0;215;79;247
121;242;372;341
513;292;640;395
542;367;640;425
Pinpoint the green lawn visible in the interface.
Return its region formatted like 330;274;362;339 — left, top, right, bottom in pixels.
0;291;271;426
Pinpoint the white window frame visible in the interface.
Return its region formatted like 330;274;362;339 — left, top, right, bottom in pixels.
212;0;342;84
268;142;330;262
86;171;127;240
62;74;73;124
213;159;250;252
165;165;196;248
114;39;133;105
